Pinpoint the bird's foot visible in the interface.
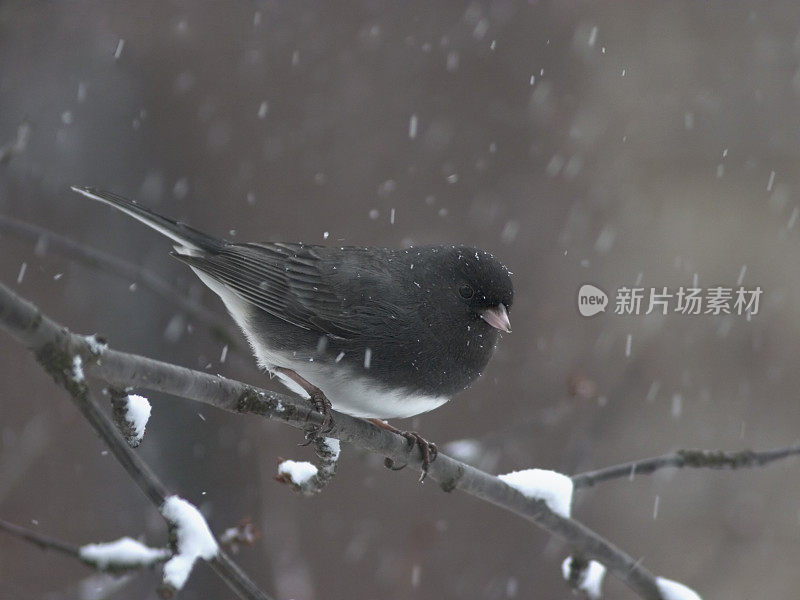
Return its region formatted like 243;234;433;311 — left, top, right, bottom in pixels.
369;419;438;482
402;431;438;482
274;367;334;443
301;390;334;445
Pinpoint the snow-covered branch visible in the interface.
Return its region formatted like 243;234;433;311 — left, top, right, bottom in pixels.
275;437;341;496
0;283;272;600
0;518;81;560
562;555;607;600
110;390;152;448
0;280;683;599
160;496;219;593
0;519;170;572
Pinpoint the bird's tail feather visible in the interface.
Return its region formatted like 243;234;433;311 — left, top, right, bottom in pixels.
70;186;222;252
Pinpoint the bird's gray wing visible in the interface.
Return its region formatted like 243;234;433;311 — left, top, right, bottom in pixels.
174;242;360;339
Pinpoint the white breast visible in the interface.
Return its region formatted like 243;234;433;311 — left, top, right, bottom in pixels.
311;369;449;419
272;359;449;419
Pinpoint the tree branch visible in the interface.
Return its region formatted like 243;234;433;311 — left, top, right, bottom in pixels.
0;214;242;351
0;519;173;573
572;445;800;489
0;283;272;600
0;281;670;599
0;518;80;559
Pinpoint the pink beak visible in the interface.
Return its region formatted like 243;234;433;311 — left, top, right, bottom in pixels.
480;304;511;333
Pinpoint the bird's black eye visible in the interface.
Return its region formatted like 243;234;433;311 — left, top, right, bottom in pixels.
458;284;474;299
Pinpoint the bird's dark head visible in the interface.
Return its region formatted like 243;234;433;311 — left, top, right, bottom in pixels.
374;244;514;396
410;245;513;334
448;246;513;332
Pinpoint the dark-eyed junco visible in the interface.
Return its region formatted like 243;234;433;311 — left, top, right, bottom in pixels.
71;187;513;476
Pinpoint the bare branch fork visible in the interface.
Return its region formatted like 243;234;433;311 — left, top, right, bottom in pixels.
0;282;272;600
2;282;797;599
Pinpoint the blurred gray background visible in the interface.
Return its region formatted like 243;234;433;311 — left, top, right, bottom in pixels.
2;1;800;598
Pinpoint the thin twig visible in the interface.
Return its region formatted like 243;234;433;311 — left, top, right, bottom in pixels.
0;518;80;558
572;445;800;489
0;214;242;351
0;282;666;600
0;520;172;573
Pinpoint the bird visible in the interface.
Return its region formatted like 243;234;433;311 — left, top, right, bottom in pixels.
70;187;513;478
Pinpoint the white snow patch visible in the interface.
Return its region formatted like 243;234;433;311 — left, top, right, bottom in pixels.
163;554;195;590
561;557;606;600
79;537;169;569
656;577;703;600
71;355;85;382
498;469;574;518
85;334;107;355
160;496;218;590
321;437;341;461
125;394;151;443
278;460;318;485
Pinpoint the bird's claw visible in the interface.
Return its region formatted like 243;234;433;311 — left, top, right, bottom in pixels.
401;431;437;482
300;392;334;445
368;419;437;481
